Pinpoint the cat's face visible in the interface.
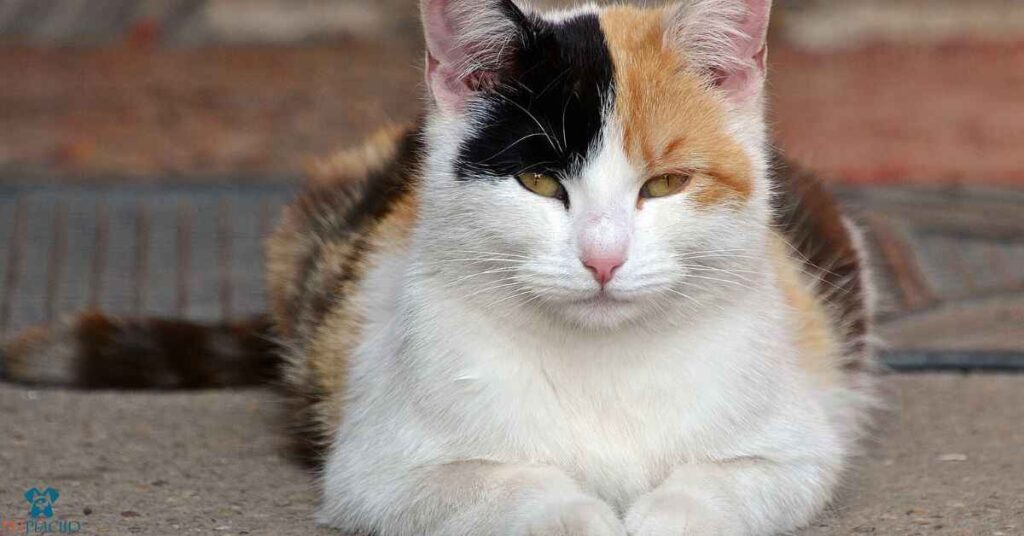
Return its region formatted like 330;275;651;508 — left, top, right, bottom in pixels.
418;0;773;329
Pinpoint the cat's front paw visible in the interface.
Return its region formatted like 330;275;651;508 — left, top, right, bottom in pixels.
516;495;626;536
625;490;740;536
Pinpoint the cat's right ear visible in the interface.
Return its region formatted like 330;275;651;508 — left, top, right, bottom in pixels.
420;0;528;114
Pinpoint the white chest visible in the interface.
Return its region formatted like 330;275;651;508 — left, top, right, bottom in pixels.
346;255;804;511
393;298;790;509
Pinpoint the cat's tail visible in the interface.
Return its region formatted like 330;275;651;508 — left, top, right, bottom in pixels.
0;312;280;389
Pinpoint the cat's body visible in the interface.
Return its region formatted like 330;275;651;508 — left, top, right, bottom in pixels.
2;1;875;535
269;125;872;535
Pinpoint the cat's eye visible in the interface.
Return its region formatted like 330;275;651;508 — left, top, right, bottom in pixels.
640;173;692;199
516;172;566;200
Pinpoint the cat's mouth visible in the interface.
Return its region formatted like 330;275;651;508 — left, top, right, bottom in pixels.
572;290;633;307
551;287;652;328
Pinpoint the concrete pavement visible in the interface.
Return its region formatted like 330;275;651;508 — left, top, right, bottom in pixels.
1;374;1021;535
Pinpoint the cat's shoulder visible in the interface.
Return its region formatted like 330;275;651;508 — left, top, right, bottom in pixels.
770;151;873;365
266;122;423;340
298;123;424;225
309;124;419;187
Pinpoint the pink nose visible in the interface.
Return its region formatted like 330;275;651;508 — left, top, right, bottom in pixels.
582;255;625;286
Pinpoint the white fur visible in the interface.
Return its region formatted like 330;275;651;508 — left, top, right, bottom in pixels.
316;1;869;535
537;3;601;24
449;2;522;77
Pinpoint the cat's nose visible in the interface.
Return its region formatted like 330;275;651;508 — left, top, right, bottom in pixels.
582;255;625;286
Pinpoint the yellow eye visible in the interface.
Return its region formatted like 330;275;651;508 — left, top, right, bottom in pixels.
640;173;691;199
516;172;566;200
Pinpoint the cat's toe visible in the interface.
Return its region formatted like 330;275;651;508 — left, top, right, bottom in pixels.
625;490;740;536
517;495;626;536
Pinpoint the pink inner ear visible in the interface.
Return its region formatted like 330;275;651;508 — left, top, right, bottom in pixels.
426;51;473;112
736;0;770;56
715;63;758;101
716;0;772;102
421;0;523;111
423;0;511;112
423;0;461;66
422;0;473;111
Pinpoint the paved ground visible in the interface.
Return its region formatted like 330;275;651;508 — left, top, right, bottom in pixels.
1;374;1021;535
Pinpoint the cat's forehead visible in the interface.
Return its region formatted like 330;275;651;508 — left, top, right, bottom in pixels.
454;8;613;182
454;5;751;202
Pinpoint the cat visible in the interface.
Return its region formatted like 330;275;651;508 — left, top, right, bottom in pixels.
1;0;877;534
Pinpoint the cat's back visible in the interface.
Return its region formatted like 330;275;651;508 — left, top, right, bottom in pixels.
266;123;423;455
267;124;422;340
771;153;872;366
768;154;876;436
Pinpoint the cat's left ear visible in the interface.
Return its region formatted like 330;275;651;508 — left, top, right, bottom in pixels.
420;0;530;113
665;0;772;103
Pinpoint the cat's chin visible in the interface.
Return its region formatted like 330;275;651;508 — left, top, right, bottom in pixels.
548;292;651;330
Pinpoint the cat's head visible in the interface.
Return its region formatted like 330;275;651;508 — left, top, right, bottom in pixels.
415;0;774;330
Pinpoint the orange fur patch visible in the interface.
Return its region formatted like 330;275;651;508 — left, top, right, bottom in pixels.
769;232;845;388
309;125;409;186
266;123;423;452
599;7;753;207
303;185;420;441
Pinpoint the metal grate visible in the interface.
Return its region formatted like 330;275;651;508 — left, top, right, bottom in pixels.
0;181;295;337
835;186;1024;363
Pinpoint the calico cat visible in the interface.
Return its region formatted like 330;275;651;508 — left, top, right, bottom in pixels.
2;0;876;534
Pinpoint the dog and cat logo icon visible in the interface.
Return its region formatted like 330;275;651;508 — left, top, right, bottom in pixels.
0;487;81;534
24;488;60;519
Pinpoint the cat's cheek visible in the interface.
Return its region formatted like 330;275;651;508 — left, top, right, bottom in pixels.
497;186;573;252
635;198;702;258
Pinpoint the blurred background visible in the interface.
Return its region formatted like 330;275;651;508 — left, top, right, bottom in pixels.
1;0;1022;354
0;0;1022;183
0;2;1022;534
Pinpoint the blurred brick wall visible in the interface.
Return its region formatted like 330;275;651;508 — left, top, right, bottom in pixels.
3;0;1022;49
1;0;1021;182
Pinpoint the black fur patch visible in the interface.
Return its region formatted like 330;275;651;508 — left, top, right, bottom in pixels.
455;10;615;194
290;127;424;333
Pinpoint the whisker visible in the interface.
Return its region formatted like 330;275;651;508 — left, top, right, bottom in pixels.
662;287;703;307
437;249;532;259
681;273;759;292
442;267;523;287
493;92;562;153
683;265;765;275
456;279;526;301
417;258;524;267
479;132;550;164
560;91;572;150
485;287;539;308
